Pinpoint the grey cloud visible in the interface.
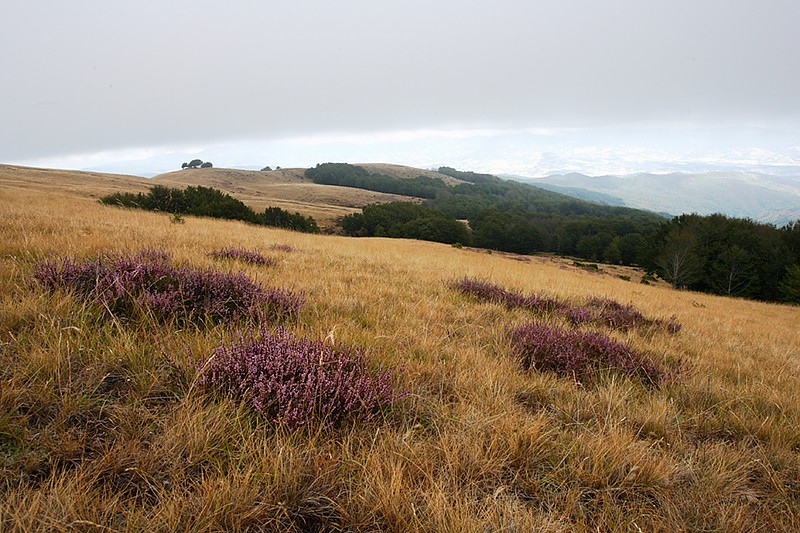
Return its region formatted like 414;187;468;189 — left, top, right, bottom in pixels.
2;0;799;162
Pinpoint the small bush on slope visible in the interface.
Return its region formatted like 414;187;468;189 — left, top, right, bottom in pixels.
207;247;275;266
197;327;402;430
508;321;680;387
33;249;302;326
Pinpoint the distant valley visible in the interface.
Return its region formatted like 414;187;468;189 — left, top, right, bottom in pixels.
521;171;800;226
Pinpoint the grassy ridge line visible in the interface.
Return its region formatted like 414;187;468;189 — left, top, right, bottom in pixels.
1;186;799;531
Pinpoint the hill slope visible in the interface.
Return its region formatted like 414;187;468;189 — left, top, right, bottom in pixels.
2;183;799;530
0;164;150;198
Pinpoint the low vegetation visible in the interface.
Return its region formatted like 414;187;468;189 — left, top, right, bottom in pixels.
207;247;275;266
508;321;679;387
198;327;401;430
33;249;302;325
101;184;320;233
452;277;681;333
2;181;800;531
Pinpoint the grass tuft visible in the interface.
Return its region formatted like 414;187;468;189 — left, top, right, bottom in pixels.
207;247;275;266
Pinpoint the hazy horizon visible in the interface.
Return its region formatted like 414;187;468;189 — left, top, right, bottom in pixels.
2;1;798;179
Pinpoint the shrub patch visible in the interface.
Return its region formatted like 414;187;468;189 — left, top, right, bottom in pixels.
33;249;302;326
197;328;402;430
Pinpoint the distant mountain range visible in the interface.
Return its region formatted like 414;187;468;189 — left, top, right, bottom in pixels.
515;172;800;226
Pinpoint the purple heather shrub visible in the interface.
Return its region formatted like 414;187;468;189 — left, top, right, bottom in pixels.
451;278;566;314
33;249;302;325
451;277;513;306
197;327;401;430
583;297;683;334
664;315;683;334
565;306;593;326
208;247;275;266
508;321;678;387
452;277;682;334
584;297;647;330
269;243;295;252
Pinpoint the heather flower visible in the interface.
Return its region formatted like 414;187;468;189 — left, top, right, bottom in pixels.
33;249;302;326
508;321;679;387
452;277;682;334
269;244;295;252
197;327;402;430
584;297;647;330
208;247;275;266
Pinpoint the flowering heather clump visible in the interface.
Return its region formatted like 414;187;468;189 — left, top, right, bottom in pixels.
452;277;682;334
208;247;275;266
197;328;401;430
565;306;593;326
451;277;512;305
269;243;295;252
583;297;682;333
583;297;648;330
451;277;567;314
508;321;678;387
33;250;302;325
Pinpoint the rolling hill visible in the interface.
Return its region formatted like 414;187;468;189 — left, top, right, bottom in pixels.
0;164;427;230
2;163;665;233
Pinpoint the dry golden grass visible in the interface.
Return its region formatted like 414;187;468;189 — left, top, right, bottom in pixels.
0;164;150;199
1;183;799;531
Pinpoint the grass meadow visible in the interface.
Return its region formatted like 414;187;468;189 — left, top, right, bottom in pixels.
1;185;799;531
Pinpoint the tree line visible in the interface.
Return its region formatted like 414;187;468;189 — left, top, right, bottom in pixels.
100;185;319;233
306;163;449;199
638;214;799;302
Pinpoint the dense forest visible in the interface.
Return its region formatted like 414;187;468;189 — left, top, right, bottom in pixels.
100;185;320;233
340;202;470;245
306;163;448;199
639;214;800;302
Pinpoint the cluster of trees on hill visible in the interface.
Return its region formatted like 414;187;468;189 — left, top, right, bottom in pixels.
181;159;213;169
639;214;800;302
306;163;448;199
341;202;470;245
100;185;319;233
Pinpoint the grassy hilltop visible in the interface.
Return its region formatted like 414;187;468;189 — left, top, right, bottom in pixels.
1;177;799;531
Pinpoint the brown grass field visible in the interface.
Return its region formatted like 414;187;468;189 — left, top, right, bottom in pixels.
0;164;424;230
1;177;799;531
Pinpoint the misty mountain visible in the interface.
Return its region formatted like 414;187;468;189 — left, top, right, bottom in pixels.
519;171;800;226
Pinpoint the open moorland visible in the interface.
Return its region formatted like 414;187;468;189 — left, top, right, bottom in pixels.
0;164;425;230
1;175;799;531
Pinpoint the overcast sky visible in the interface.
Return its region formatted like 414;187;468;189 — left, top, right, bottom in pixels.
2;0;799;176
